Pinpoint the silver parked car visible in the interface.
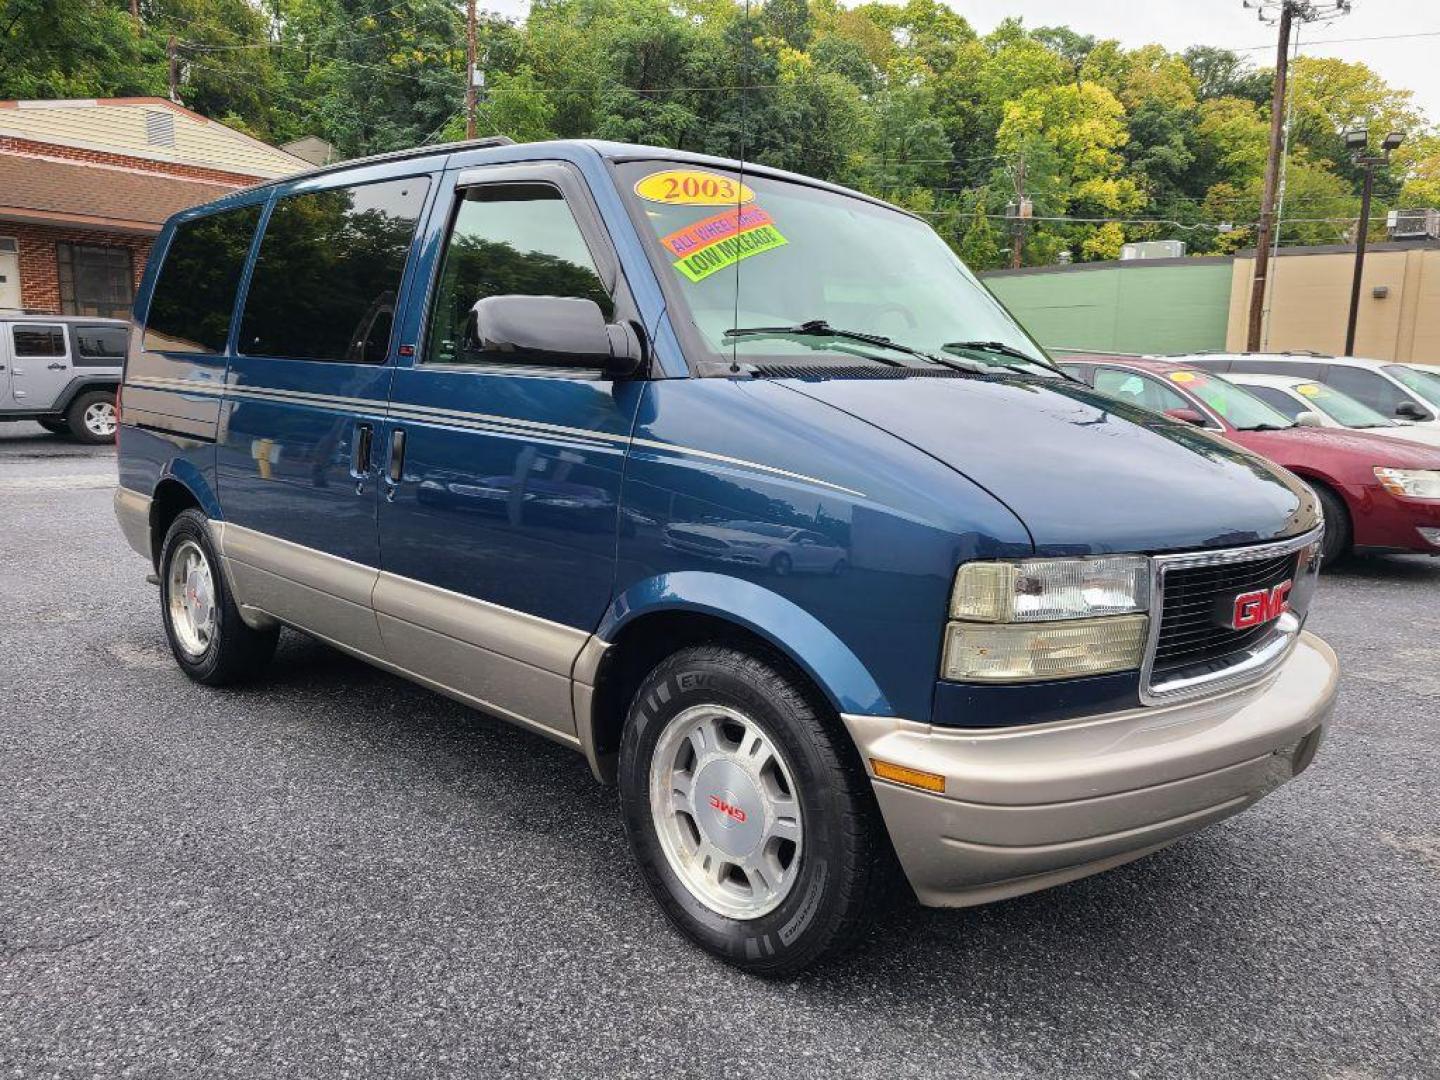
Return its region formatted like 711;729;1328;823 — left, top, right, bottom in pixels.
0;315;128;443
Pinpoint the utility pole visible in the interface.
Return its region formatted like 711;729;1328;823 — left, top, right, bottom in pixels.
166;35;181;104
130;0;141;35
1007;151;1030;270
1243;1;1352;351
465;0;478;139
1343;129;1405;355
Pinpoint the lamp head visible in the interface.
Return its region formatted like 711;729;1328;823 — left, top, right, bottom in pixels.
1344;128;1370;152
1382;131;1406;152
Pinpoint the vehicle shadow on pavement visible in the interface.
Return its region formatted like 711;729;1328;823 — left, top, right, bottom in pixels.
1324;553;1440;583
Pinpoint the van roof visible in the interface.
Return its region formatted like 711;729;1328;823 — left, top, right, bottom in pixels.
232;137;900;215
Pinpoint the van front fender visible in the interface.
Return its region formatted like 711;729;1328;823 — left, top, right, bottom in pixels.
593;571;892;716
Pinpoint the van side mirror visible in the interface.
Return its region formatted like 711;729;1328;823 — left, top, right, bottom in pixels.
1396;400;1429;421
1164;407;1208;427
1295;410;1324;427
464;295;644;377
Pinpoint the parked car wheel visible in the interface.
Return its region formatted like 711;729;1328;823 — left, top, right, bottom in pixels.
769;552;793;577
618;644;893;976
159;509;278;685
64;390;117;444
1309;482;1351;565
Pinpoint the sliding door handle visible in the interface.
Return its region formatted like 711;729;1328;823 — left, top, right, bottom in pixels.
385;428;406;496
350;422;373;492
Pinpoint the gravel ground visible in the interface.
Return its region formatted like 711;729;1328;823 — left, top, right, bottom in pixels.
2;420;1437;1079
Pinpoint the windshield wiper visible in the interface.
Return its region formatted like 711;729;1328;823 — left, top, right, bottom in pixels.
1240;423;1295;432
941;339;1054;372
724;320;981;371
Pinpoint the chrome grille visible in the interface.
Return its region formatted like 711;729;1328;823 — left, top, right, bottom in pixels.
1152;550;1299;674
1141;528;1322;705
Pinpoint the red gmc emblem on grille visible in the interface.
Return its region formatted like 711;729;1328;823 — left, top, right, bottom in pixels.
1232;581;1293;630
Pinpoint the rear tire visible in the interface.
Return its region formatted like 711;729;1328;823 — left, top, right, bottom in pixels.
618;643;894;976
64;390;117;444
1310;482;1351;565
159;509;278;685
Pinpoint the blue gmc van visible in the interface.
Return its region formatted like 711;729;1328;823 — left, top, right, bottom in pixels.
115;138;1339;974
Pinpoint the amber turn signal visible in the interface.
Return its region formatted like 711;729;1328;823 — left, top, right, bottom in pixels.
870;759;946;794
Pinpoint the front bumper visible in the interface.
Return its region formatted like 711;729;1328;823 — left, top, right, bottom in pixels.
843;630;1338;907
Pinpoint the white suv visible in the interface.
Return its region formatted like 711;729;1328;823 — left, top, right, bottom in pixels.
1224;372;1440;449
1185;353;1440;431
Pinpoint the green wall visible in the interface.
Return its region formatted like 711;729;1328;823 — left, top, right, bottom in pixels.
982;259;1233;356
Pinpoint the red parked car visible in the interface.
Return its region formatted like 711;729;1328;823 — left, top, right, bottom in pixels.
1063;357;1440;563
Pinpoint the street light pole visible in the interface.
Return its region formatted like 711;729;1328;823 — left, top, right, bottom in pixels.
1343;129;1404;357
1241;1;1353;351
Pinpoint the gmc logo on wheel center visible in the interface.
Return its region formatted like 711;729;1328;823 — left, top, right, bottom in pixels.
708;795;747;823
1231;581;1293;630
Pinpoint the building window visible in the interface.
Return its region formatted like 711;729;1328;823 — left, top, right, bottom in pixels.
57;243;135;319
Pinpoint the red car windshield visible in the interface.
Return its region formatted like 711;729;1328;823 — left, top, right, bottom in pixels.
1169;371;1296;431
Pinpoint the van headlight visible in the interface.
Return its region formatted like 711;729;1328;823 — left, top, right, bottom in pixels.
1374;467;1440;500
942;556;1151;682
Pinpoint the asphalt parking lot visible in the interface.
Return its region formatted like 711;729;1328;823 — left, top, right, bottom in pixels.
2;421;1438;1080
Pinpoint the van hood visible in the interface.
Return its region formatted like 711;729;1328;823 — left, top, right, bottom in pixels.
780;374;1316;556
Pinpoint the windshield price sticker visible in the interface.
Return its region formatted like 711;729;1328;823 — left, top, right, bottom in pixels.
673;223;789;282
1170;371;1198;384
660;206;774;258
1297;384;1320;397
635;169;755;206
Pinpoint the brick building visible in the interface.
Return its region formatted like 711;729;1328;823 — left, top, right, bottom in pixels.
0;98;307;317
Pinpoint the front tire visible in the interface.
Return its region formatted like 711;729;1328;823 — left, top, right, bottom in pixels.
619;644;893;976
159;509;278;685
1310;482;1351;565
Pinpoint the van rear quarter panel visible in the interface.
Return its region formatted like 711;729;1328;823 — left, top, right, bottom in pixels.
613;378;1033;722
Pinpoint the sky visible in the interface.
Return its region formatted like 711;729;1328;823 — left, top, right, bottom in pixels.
480;0;1440;126
947;0;1440;123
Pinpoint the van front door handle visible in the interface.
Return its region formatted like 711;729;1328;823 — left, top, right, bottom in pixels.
351;422;373;492
385;428;406;499
47;362;67;370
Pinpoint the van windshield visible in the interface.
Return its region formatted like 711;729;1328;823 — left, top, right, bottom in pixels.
618;162;1053;374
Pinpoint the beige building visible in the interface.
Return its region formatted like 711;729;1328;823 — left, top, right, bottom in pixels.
0;98;306;316
1227;241;1440;364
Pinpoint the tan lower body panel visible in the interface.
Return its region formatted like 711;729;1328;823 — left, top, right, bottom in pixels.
844;631;1339;908
211;521;592;747
114;487;152;561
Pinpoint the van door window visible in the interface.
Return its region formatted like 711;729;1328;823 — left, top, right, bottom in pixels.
144;205;262;354
239;177;429;363
425;183;612;366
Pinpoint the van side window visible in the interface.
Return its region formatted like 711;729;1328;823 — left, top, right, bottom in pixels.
12;324;65;357
74;325;128;366
239;177;429;363
144;205;262;354
425;184;612;366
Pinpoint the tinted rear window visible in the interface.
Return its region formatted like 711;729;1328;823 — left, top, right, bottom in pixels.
74;325;128;365
239;177;428;363
144;205;262;354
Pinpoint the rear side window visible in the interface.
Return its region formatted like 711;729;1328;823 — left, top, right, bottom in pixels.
239;177;429;363
1093;368;1191;414
1245;386;1305;420
12;324;65;357
144;205;262;354
74;325;128;366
